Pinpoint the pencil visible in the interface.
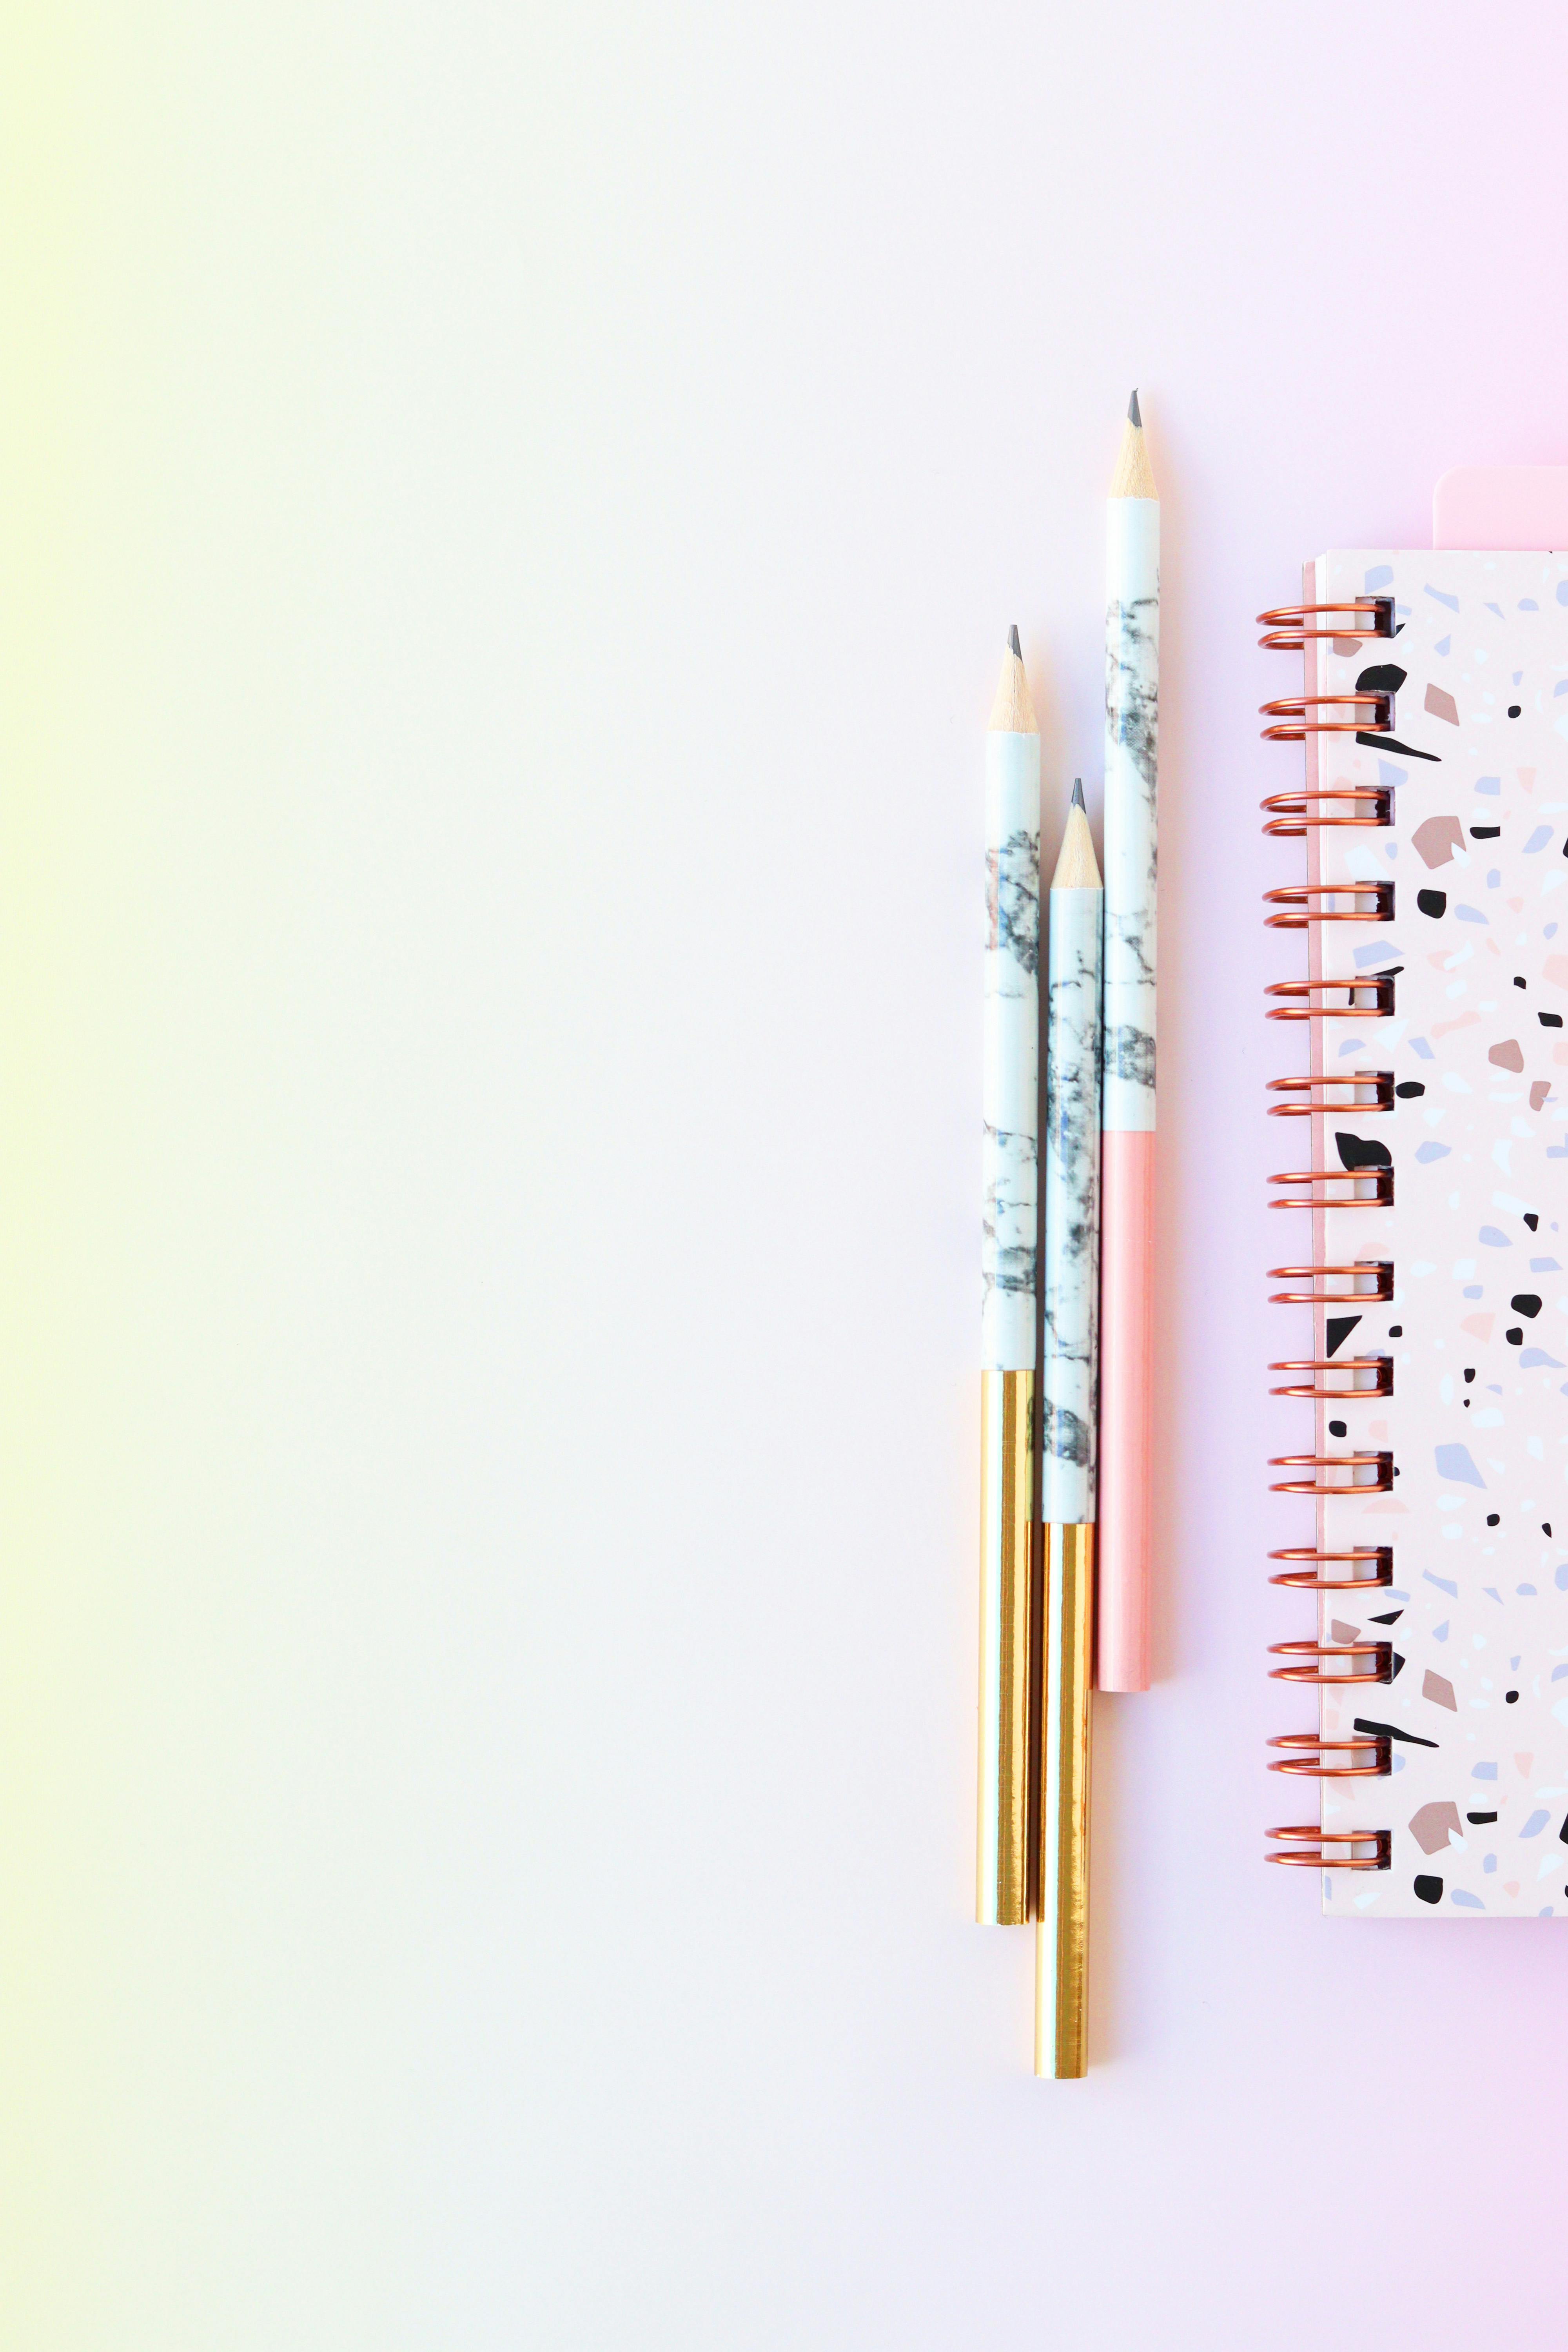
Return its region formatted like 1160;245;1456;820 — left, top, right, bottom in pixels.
977;627;1041;1927
1036;780;1101;2077
1098;389;1160;1692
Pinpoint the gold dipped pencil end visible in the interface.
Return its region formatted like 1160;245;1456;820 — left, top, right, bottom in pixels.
1035;1522;1094;2074
976;1370;1035;1925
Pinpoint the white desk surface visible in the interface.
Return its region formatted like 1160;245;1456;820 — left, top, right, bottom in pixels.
8;4;1565;2344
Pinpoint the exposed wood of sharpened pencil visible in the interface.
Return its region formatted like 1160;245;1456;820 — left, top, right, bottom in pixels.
1051;785;1100;891
989;635;1038;735
1109;391;1158;500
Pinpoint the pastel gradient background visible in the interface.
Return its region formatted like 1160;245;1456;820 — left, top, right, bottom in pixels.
7;2;1568;2345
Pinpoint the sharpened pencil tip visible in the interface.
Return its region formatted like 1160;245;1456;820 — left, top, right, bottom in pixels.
1127;388;1141;427
1008;623;1021;658
1071;778;1085;809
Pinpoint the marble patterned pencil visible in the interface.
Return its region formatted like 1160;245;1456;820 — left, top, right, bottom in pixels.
1098;389;1160;1693
976;628;1040;1928
1036;782;1101;2078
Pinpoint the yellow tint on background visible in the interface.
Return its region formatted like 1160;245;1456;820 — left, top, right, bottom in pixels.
1;9;578;2341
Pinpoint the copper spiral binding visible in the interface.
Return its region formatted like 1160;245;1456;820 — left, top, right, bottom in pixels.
1268;1166;1395;1209
1269;1544;1394;1591
1267;1071;1394;1116
1259;691;1393;741
1268;1357;1393;1399
1267;974;1396;1020
1262;603;1395;1880
1269;1452;1394;1495
1263;881;1394;927
1256;599;1394;650
1268;1733;1391;1777
1266;1260;1393;1305
1268;1639;1392;1684
1265;1826;1391;1869
1261;786;1394;835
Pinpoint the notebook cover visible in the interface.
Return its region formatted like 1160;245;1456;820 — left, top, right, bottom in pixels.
1302;551;1568;1916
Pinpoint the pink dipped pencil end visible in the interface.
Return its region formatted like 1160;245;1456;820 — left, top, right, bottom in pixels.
1096;1129;1154;1690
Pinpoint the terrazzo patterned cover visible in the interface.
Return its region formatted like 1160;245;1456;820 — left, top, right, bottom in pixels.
1301;551;1568;1916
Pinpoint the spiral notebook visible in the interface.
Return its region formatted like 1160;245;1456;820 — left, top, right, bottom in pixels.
1261;522;1568;1917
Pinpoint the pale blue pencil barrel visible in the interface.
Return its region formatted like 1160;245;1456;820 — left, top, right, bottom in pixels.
1041;801;1103;1524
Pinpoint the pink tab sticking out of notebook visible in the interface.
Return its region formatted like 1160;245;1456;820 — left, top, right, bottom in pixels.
1434;466;1568;549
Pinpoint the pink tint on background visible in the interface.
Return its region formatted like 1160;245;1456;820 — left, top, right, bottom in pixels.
514;4;1568;2344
